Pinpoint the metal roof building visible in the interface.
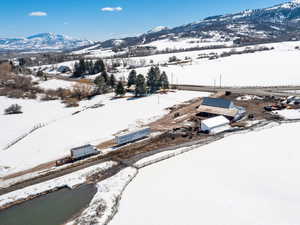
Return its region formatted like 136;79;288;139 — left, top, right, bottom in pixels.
198;97;246;122
201;116;231;134
202;97;235;109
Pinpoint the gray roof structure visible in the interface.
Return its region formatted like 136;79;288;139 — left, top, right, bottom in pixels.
202;97;233;109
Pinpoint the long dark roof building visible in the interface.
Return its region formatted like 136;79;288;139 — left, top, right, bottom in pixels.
202;97;234;109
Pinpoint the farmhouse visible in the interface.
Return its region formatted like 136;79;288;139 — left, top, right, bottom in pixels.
197;97;246;121
201;115;230;134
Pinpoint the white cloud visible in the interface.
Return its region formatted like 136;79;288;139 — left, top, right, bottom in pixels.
29;11;47;17
101;7;123;12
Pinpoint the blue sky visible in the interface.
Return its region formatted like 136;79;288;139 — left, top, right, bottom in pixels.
0;0;285;40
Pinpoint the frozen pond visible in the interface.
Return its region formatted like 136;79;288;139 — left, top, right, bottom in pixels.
0;184;97;225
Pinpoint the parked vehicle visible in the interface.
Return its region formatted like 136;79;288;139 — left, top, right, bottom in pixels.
264;103;286;112
115;127;151;145
56;144;99;167
55;157;72;167
70;144;99;160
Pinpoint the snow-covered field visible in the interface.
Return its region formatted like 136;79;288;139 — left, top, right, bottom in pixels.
129;48;300;86
275;109;300;120
0;91;208;176
110;122;300;225
0;97;75;151
112;40;300;87
37;79;76;90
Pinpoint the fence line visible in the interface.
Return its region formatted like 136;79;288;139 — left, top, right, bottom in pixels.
3;123;46;150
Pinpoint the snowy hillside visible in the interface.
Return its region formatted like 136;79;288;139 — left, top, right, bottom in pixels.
110;122;300;225
0;91;208;177
112;40;300;87
0;33;94;52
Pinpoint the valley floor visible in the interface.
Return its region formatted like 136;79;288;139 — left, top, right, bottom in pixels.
109;121;300;225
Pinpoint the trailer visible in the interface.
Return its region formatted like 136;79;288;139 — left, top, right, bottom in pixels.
70;144;99;160
115;127;151;145
56;144;99;167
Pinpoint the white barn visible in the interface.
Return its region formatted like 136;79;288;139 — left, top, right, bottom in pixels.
201;116;230;134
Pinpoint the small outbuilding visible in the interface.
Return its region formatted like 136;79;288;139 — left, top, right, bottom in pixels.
201;116;230;134
57;65;72;73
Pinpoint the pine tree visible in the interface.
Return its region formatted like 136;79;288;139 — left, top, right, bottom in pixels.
109;74;117;88
36;70;44;78
147;66;161;93
93;59;105;74
127;70;137;87
94;75;108;94
73;58;87;77
135;74;147;97
73;62;81;77
87;60;94;74
101;71;109;84
159;71;169;90
115;81;126;96
79;58;86;74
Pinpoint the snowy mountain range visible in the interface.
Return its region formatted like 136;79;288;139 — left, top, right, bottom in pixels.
3;0;300;52
0;33;94;52
99;0;300;48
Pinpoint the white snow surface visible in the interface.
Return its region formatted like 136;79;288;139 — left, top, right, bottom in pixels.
0;161;116;208
275;109;300;120
109;122;300;225
67;167;138;225
134;49;300;86
0;91;208;176
0;97;76;151
38;79;76;90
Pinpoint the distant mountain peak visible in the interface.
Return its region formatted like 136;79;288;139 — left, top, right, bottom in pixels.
0;33;94;52
147;26;169;34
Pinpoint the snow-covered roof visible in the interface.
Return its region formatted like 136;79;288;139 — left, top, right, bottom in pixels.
202;116;230;128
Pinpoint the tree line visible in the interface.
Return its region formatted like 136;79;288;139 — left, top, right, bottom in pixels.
115;66;169;97
73;58;106;78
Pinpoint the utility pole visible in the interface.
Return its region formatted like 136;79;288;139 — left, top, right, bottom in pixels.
220;74;222;88
214;79;216;91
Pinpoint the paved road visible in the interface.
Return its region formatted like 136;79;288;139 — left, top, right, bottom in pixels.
172;84;300;97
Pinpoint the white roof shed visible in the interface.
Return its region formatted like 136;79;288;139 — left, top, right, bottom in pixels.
201;116;230;134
